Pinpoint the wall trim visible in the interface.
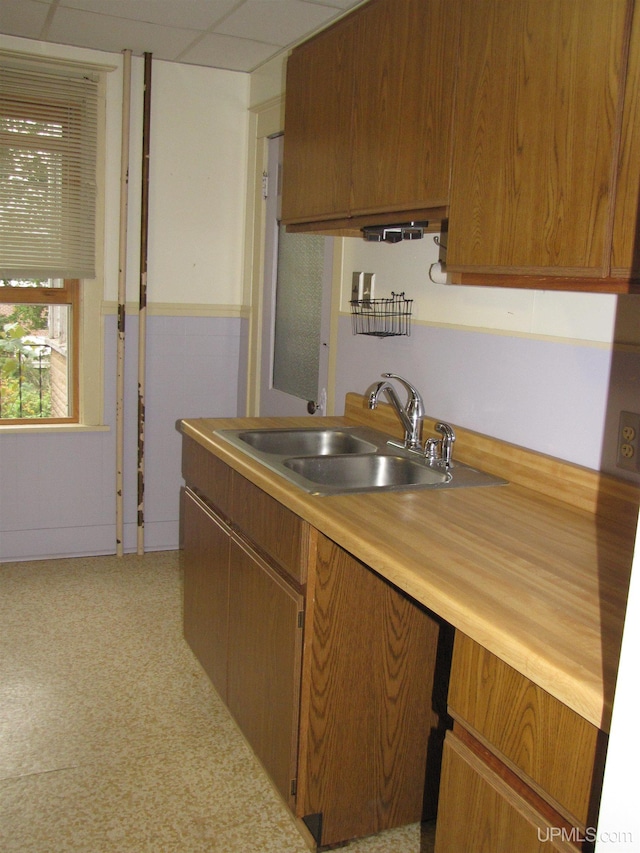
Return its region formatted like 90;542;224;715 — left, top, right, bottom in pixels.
102;301;249;318
0;423;110;435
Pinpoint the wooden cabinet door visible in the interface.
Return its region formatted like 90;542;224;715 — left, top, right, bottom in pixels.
182;488;230;702
350;0;460;217
226;534;304;808
297;532;449;847
448;0;629;277
611;3;640;277
435;733;573;853
281;15;356;224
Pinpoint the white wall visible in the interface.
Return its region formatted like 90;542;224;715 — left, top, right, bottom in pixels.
340;232;632;345
0;36;250;560
596;510;640;851
249;53;287;109
107;57;249;306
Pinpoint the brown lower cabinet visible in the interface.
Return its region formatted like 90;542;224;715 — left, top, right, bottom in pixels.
182;437;607;850
435;633;608;853
297;532;450;845
181;436;451;847
182;485;303;809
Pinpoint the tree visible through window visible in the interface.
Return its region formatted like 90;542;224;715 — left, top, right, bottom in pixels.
0;278;78;422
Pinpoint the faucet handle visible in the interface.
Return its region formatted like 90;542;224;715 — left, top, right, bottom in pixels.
424;436;441;461
382;373;425;416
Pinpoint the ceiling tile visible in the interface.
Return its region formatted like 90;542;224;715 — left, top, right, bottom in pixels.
46;7;198;59
179;31;277;72
0;0;52;39
216;0;338;47
59;0;237;31
0;0;368;71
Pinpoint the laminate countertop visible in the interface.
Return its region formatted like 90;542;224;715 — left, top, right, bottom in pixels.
180;394;639;732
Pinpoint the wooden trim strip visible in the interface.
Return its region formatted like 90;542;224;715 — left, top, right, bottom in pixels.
449;272;640;294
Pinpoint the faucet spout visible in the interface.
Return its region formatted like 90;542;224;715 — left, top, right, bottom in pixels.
368;381;414;435
368;373;425;449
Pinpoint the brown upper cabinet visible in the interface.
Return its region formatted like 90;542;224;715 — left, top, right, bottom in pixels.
282;0;640;292
612;1;640;278
281;12;356;225
281;0;461;232
447;0;639;292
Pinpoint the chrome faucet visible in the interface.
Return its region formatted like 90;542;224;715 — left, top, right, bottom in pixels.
368;373;425;450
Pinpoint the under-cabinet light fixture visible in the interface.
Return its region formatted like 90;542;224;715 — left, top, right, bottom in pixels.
361;221;429;243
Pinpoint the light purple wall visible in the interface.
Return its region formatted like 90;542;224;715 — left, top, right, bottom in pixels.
0;314;247;562
334;315;640;481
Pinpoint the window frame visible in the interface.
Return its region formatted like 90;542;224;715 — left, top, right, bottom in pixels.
0;279;80;424
0;48;113;432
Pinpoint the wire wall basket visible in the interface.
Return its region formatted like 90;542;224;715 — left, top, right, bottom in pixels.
350;291;413;337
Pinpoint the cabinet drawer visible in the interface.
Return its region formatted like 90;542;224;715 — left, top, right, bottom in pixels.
182;436;232;518
231;473;309;584
448;633;605;825
435;732;575;853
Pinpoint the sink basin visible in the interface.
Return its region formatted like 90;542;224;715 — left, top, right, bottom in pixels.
215;425;507;495
236;428;377;457
284;454;450;489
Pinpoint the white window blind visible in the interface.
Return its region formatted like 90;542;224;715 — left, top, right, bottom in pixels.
0;63;98;279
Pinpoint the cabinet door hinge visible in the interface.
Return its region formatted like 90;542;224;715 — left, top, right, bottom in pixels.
262;170;269;200
290;778;297;797
297;610;304;629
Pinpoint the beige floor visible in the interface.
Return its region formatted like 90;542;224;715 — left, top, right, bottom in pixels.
0;551;435;852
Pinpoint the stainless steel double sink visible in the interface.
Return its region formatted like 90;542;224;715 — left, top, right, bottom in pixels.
216;425;507;496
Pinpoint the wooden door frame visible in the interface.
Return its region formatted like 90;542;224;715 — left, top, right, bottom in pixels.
242;96;341;416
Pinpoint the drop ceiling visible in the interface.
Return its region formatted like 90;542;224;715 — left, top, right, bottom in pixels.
0;0;365;73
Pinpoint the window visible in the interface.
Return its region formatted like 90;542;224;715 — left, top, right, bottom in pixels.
0;56;99;424
0;278;78;422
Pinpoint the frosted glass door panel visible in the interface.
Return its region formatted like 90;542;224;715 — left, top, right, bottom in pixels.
260;134;331;417
272;223;324;402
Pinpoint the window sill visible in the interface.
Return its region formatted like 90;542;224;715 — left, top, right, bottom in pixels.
0;423;110;434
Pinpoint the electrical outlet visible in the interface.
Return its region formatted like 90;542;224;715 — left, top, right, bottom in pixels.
616;411;640;472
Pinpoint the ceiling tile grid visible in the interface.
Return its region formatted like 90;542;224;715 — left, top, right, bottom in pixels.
0;0;365;72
